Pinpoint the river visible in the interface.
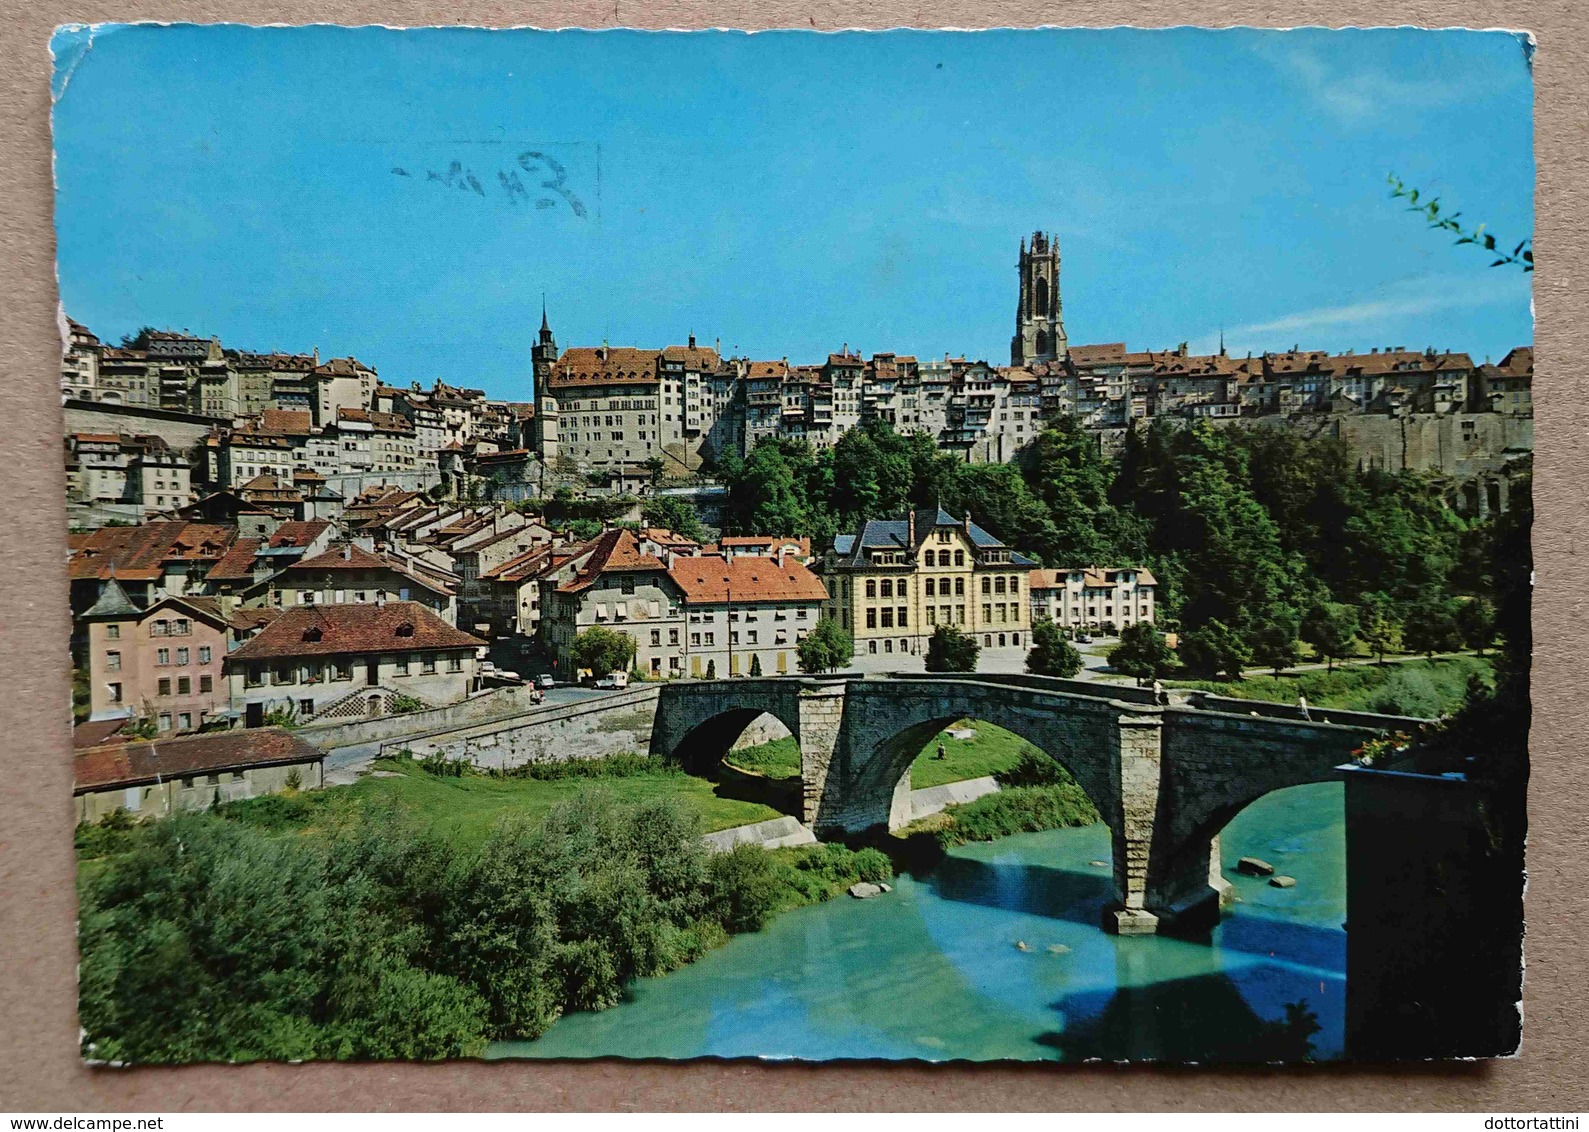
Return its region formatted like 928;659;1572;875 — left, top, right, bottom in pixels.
490;781;1346;1063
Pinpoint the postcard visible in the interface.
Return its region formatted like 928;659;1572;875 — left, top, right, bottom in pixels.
54;24;1531;1065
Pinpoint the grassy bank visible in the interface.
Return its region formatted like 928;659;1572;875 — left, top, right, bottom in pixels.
894;747;1100;851
723;719;1035;793
1165;655;1493;717
208;753;781;853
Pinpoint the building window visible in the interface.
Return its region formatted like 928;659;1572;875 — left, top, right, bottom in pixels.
107;682;122;703
954;551;965;566
669;629;679;646
299;698;316;719
866;608;877;629
246;666;263;688
174;619;191;636
981;577;992;595
151;620;169;637
199;674;213;693
176;647;190;665
396;656;410;676
334;658;353;681
105;624;120;640
158;713;172;731
178;712;192;730
448;656;463;673
865;579;876;599
177;677;191;695
156;648;170;666
651;630;661;647
105;650;121;672
897;607;908;627
198;646;211;664
157;677;172;696
954;578;965;596
422;654;437;674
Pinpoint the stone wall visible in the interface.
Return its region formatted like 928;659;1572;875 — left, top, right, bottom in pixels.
293;686;541;751
62;399;226;452
390;685;661;769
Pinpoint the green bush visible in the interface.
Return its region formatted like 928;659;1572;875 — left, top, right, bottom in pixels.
708;844;784;933
1371;666;1447;718
933;784;1099;848
74;807;140;858
994;744;1077;788
499;752;678;781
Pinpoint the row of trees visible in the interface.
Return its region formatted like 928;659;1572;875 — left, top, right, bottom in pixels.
711;415;1516;681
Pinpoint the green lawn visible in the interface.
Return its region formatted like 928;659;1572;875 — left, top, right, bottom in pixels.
723;721;1033;792
222;757;781;853
1165;654;1493;717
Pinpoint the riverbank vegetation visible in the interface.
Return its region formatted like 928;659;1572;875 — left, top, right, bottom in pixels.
209;753;782;851
899;746;1100;849
713;417;1520;687
723;718;1039;794
1166;654;1492;718
77;786;890;1064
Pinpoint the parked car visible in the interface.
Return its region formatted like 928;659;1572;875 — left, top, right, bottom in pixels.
535;673;556;689
1076;634;1094;644
594;671;630;690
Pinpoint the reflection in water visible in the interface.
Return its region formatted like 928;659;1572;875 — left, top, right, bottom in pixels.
490;782;1347;1062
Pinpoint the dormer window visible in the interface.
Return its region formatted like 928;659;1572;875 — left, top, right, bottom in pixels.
302;626;322;643
395;622;415;638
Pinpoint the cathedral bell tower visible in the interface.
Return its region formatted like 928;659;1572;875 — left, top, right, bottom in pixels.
531;299;560;463
1011;230;1067;366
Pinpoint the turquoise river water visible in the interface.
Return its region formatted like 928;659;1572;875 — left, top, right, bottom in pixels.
490;781;1346;1063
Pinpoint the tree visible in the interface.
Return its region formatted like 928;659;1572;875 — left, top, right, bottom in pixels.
748;653;762;677
1301;602;1359;672
924;625;979;673
796;616;853;674
570;625;636;679
1177;618;1252;681
1108;622;1172;683
640;494;704;541
1026;619;1084;678
1250;614;1302;678
1388;173;1533;272
1402;595;1462;659
1357;594;1398;665
1456;595;1496;656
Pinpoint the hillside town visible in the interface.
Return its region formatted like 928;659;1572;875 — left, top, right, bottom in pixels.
62;231;1534;808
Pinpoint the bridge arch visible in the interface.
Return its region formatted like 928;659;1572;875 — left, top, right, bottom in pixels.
648;679;808;776
820;679;1125;838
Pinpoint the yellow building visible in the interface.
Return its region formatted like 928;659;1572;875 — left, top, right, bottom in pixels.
820;508;1036;659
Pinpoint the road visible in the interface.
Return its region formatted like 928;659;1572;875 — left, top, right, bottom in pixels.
322;683;624;784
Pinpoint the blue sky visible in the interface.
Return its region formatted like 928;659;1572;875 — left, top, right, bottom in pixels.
51;25;1533;397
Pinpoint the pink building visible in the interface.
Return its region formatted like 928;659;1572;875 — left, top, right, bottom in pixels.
81;579;232;735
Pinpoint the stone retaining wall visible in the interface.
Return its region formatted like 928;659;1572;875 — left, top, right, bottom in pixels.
387;686;662;769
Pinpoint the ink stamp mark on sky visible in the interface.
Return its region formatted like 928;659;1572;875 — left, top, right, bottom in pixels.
392;149;588;217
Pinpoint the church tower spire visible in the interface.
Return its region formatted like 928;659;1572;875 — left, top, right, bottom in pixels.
1011;230;1067;366
531;300;560;465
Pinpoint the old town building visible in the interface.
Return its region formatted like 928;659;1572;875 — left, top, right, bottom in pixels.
822;508;1037;658
1028;566;1158;633
225;601;485;725
74;728;325;824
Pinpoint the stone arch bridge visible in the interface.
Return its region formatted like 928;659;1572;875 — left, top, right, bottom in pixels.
651;673;1421;935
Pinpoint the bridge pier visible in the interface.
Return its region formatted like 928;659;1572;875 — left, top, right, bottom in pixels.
1107;706;1165;936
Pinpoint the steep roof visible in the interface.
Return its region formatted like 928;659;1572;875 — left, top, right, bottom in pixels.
75;727;323;792
286;544;455;594
667;555;828;605
227;602;482;661
557;528;667;593
81;577;141;618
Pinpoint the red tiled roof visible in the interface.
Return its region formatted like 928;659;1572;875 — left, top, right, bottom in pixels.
558;528;666;593
287;544;455;593
68;523;236;582
549;347;662;388
227;602;482;662
257;409;313;436
207;538;264;581
73;718;128;750
667;555;828;604
75;727;323;792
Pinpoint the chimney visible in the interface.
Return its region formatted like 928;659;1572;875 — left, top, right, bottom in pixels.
688;333;696;349
342;542;352;561
907;510;915;546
